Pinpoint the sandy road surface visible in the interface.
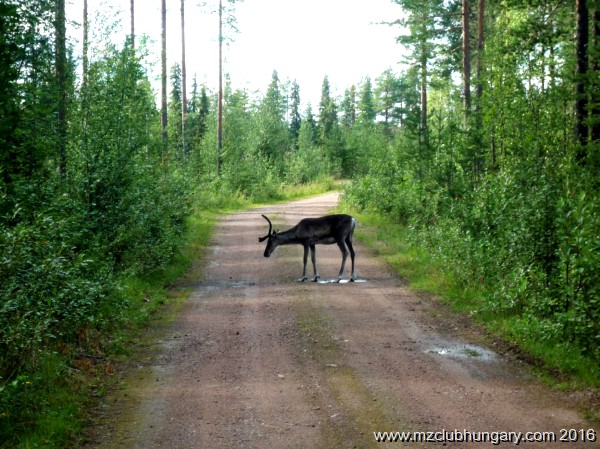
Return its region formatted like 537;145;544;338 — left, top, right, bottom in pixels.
85;192;596;448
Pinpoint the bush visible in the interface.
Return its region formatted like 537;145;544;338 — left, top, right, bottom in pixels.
285;145;331;185
0;202;117;379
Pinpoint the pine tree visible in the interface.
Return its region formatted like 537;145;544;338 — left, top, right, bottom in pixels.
393;0;445;146
375;70;402;132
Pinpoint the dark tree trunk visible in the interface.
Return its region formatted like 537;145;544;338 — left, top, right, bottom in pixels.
591;8;600;144
130;0;135;50
419;41;428;182
217;0;223;176
476;0;484;106
56;0;67;178
575;0;589;156
161;0;168;152
420;44;428;147
181;0;188;155
462;0;471;119
83;0;88;88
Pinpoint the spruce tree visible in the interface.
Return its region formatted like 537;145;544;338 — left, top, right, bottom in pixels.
357;77;376;124
289;81;302;148
318;76;337;143
341;85;357;129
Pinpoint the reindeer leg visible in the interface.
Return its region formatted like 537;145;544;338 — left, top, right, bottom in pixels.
346;235;356;281
310;244;320;282
336;240;349;282
298;244;309;282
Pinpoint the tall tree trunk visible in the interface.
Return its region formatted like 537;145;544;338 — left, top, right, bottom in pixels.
575;0;589;156
420;57;427;142
591;8;600;144
130;0;135;51
161;0;168;153
475;0;487;173
476;0;484;106
217;0;223;176
462;0;471;120
419;40;428;182
181;0;188;155
83;0;88;88
56;0;67;178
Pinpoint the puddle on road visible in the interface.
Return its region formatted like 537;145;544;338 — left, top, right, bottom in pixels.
426;343;497;362
317;278;367;284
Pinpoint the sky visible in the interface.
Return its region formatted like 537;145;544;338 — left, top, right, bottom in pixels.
68;0;407;109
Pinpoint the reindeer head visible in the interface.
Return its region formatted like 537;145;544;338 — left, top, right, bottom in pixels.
258;214;280;257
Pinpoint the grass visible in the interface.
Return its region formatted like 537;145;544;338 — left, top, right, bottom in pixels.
344;208;600;401
351;210;480;309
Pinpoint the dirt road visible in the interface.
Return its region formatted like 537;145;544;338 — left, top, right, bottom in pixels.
86;192;597;448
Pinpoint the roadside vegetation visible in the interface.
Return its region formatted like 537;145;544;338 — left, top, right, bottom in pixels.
1;1;599;447
340;1;600;392
343;211;600;392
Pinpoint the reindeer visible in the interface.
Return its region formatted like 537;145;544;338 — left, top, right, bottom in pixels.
258;214;357;282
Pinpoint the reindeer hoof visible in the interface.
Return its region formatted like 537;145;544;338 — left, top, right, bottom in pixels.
298;276;308;282
311;276;320;282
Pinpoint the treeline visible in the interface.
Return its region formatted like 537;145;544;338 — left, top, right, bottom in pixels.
343;0;600;371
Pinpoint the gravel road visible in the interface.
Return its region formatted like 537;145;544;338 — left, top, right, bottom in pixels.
84;192;597;448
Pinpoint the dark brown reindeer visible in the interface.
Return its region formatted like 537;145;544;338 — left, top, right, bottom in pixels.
258;214;357;282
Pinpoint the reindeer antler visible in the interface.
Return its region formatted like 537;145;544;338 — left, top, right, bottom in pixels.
258;214;273;242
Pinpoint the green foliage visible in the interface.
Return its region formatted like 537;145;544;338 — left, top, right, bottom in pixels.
344;0;600;384
285;145;331;186
289;81;301;148
0;0;58;186
0;353;84;448
0;189;117;375
357;77;376;124
6;0;599;444
0;29;193;448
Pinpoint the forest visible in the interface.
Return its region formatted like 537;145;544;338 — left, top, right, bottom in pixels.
1;0;599;447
